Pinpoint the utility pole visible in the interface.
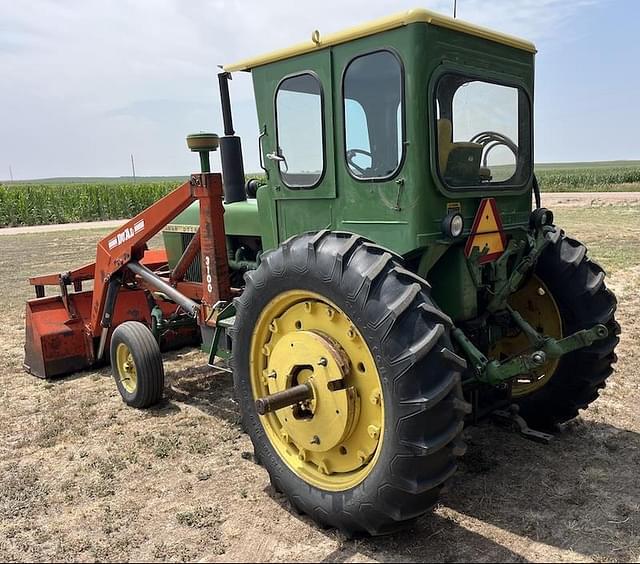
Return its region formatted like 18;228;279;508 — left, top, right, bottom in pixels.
130;153;136;184
9;165;13;182
453;0;458;18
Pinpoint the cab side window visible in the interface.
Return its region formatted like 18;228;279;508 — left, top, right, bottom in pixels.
275;73;324;188
343;50;404;180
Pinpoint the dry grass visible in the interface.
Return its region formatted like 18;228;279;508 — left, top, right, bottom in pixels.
0;203;638;562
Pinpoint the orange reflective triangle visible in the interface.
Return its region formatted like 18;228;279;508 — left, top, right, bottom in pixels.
464;198;506;264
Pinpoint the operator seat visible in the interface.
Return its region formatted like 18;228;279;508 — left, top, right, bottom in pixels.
437;119;483;184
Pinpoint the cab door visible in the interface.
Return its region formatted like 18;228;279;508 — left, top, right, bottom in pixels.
255;51;336;243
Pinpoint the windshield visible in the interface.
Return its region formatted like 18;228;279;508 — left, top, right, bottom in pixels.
434;73;531;189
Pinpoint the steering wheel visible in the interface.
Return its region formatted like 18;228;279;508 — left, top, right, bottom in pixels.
470;131;518;167
346;148;373;176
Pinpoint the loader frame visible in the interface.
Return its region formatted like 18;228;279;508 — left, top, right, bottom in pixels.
24;172;231;379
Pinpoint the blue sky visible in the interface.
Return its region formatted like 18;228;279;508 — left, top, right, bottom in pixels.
0;0;638;180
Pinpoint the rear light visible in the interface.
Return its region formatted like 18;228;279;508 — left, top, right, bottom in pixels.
442;212;464;239
530;207;554;229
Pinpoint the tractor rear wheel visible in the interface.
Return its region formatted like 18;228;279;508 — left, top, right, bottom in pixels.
506;230;619;428
110;321;164;408
232;231;469;536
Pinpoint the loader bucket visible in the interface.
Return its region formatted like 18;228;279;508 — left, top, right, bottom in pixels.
24;293;94;379
24;289;153;379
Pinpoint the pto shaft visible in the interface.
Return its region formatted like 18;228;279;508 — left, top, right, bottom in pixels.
255;383;313;415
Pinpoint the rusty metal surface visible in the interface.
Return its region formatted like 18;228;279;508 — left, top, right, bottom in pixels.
193;173;231;323
24;288;153;379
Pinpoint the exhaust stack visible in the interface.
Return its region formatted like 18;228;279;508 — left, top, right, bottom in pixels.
218;72;247;204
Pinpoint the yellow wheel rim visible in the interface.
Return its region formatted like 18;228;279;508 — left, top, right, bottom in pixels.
115;342;138;394
490;276;563;398
250;290;384;492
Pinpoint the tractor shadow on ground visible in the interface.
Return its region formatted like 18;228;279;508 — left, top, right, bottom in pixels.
439;419;640;561
155;360;639;561
266;484;529;562
161;361;240;426
41;363;112;385
264;418;640;562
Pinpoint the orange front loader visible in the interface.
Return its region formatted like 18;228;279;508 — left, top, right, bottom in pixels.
24;166;231;379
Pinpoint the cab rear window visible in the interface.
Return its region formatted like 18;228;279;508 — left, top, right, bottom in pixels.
434;74;531;189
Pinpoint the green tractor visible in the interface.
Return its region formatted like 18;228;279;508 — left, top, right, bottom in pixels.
27;8;619;536
160;8;619;535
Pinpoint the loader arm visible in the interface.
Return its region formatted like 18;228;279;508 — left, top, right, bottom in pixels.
89;179;196;337
87;172;230;337
25;172;231;379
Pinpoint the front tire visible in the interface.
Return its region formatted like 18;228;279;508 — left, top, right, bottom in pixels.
232;231;469;536
110;321;164;408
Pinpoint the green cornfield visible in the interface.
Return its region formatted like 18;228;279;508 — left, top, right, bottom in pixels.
535;165;640;192
0;165;638;227
0;182;178;227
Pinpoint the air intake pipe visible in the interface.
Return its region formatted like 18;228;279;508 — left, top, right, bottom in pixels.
218;72;247;204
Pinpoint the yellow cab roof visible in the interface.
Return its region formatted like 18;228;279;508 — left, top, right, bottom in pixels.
224;8;536;72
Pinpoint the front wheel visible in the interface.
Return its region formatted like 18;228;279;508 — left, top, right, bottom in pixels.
232;231;469;536
110;321;164;408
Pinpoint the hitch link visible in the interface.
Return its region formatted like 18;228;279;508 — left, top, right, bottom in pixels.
454;324;609;386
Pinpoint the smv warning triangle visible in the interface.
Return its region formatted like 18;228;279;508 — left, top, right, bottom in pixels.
464;198;506;264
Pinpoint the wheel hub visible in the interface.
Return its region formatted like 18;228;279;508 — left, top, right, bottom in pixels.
250;292;384;490
115;342;138;393
490;275;562;397
267;330;357;454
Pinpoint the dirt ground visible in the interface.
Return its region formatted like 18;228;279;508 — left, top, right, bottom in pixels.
1;201;638;562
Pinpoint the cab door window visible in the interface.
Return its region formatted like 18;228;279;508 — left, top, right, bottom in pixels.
275;73;324;188
343;50;404;180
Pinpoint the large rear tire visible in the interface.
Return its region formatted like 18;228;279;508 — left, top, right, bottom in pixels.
515;229;619;427
232;231;469;536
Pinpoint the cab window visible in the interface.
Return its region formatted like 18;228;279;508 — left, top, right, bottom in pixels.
435;74;531;189
343;50;403;180
275;73;324;188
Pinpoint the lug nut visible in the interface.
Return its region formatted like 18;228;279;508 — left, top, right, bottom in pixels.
531;351;546;365
318;357;327;367
367;425;380;440
310;435;321;445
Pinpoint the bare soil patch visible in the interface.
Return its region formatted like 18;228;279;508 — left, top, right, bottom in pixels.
1;206;638;562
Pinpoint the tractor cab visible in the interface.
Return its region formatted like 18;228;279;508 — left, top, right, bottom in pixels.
221;8;536;256
165;9;539;313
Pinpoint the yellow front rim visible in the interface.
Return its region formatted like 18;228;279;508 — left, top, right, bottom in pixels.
250;290;384;492
490;276;563;398
116;342;138;394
